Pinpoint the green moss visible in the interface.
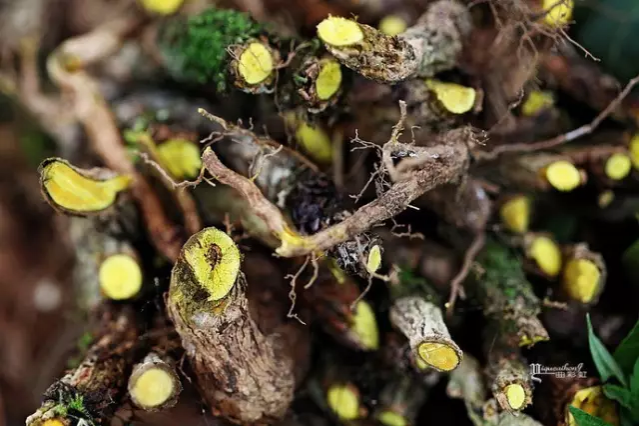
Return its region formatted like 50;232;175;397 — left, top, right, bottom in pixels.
158;7;264;92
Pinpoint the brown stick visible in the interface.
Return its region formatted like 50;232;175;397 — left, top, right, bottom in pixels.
46;15;183;261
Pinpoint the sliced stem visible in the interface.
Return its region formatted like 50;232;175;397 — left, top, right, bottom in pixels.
128;352;182;411
561;243;606;305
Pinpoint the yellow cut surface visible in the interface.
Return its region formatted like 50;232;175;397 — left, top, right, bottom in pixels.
183;227;241;301
546;160;581;191
351;300;379;350
238;43;274;85
543;0;574;27
133;368;174;407
500;195;530;234
157;138;202;179
521;90;555;116
377;410;408;426
630;134;639;169
504;383;526;410
316;60;342;101
529;236;562;277
378;15;407;36
139;0;183;15
99;254;143;300
418;341;460;371
294;120;333;164
366;245;382;274
563;258;600;303
42;419;66;426
327;384;360;420
317;17;364;47
41;159;131;213
605;153;631;181
426;79;476;114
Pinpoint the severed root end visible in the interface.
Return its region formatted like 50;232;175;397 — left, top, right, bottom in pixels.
317;17;364;47
425;79;476;114
128;354;182;411
378;15;407;36
545;160;584;192
99;254;143;300
526;235;562;278
500;195;531;234
316;59;342;101
504;383;526;410
604;153;632;181
349;300;380;351
41;420;66;426
327;383;361;421
284;113;333;164
630;134;639;169
542;0;574;27
139;0;184;15
377;410;408;426
230;41;278;93
417;341;461;372
563;258;601;303
567;386;619;426
39;158;132;215
157;138;203;180
521;90;555;117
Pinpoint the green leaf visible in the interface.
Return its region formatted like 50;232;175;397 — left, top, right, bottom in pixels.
603;384;632;409
568;406;614;426
631;357;639;396
588;314;628;387
613;317;639;376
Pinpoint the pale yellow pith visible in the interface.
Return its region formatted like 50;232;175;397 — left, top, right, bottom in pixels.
377;410;408;426
543;0;574;27
157;138;202;179
563;259;600;303
42;419;66;426
139;0;184;15
316;60;342;100
426;79;476;114
99;254;143;300
132;368;174;407
417;342;459;371
327;384;360;420
630;134;639;169
504;383;526;410
529;236;562;277
238;43;274;85
567;386;619;426
378;15;407;36
42;160;131;213
521;90;555;116
546;160;581;191
519;333;548;347
294;121;333;164
184;227;241;301
351;300;379;350
317;17;364;47
500;195;530;233
366;245;382;274
605;153;632;180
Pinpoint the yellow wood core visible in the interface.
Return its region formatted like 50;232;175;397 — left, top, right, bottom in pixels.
366;245;382;274
316;60;342;100
183;227;241;301
630;134;639;169
605;153;632;180
42;420;66;426
500;195;530;234
238;42;274;85
426;79;476;114
521;90;555;116
543;0;574;27
132;368;174;408
377;410;408;426
293;120;333;164
505;383;526;410
529;236;562;277
563;258;600;303
317;17;364;47
139;0;184;15
351;300;379;350
99;254;143;300
327;384;360;420
378;15;407;36
157;138;202;179
41;159;131;213
546;160;581;191
417;341;459;371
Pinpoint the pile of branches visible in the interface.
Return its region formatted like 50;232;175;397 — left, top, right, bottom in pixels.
2;0;639;425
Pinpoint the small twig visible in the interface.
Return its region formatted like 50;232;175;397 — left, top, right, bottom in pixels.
478;74;639;160
446;232;486;316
